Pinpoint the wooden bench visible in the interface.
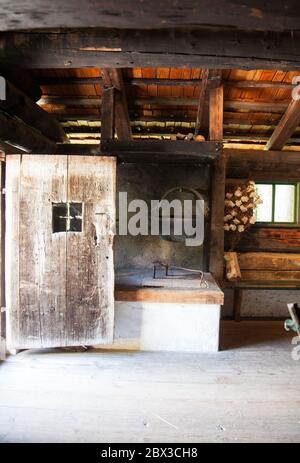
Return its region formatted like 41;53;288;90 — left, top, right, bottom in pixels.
224;252;300;320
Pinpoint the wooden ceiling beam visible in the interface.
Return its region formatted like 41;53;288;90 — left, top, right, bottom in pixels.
39;96;289;113
265;98;300;150
2;28;300;70
226;147;300;177
39;76;297;90
55;140;222;163
226;148;300;165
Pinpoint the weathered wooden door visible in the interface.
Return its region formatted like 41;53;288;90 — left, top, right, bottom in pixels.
5;155;116;349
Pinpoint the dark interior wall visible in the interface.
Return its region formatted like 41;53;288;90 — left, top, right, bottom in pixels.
114;163;211;271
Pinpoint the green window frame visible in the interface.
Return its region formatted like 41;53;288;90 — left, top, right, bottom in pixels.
255;181;299;226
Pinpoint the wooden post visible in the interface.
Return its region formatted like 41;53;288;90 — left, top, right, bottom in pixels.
101;86;115;146
233;288;243;321
209;80;225;282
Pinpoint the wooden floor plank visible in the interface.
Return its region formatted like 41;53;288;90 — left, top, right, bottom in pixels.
0;321;299;443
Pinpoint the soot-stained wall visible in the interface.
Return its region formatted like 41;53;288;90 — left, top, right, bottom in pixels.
114;163;211;271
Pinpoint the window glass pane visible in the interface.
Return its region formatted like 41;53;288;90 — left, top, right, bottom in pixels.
52;203;67;233
69;203;82;218
255;184;273;222
274;184;295;222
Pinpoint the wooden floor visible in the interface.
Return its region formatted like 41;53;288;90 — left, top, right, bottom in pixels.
0;321;299;443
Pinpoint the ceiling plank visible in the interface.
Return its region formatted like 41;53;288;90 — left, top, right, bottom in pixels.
265;98;300;150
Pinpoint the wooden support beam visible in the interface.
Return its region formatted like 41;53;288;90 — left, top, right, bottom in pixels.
265;99;300;151
195;69;209;137
209;78;225;282
55;140;222;163
226;148;300;178
101;140;221;162
2;80;67;143
2;28;300;70
0;112;58;153
226;148;300;165
102;69;131;140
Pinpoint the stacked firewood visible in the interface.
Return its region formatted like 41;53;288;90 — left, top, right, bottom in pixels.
171;133;206;141
224;180;262;250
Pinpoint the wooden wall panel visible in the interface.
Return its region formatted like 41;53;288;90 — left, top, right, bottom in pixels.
235;227;300;253
7;156;68;348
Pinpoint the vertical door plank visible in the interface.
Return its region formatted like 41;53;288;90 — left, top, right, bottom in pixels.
66;156;116;345
5;155;20;350
15;155;67;348
37;156;68;347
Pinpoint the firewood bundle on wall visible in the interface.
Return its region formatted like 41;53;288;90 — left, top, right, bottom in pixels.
224;180;262;251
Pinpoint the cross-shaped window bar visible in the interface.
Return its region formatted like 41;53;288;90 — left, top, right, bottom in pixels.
52;202;83;233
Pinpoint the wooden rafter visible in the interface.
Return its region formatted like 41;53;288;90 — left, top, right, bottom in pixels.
0;112;58;153
265;98;300;151
2;80;67;143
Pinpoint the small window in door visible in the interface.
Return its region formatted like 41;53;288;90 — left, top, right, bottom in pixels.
52;202;83;233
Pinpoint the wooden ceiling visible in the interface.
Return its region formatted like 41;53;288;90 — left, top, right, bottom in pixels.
30;67;300;149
